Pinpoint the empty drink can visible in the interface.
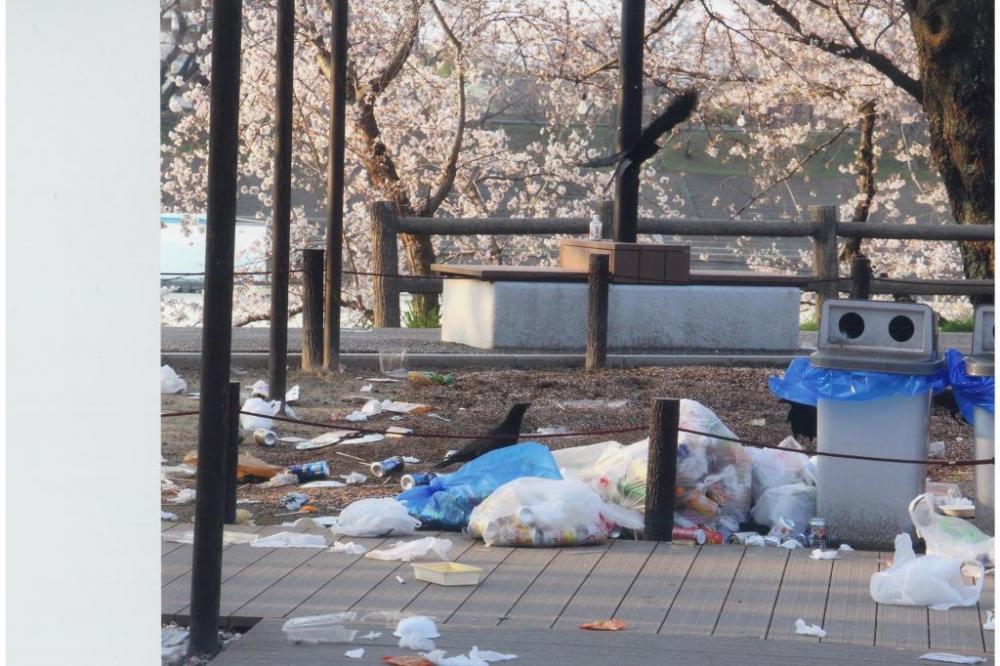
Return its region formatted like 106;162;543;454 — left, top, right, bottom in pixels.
253;428;277;447
371;456;404;478
808;517;828;549
672;527;707;544
287;460;329;483
400;472;436;490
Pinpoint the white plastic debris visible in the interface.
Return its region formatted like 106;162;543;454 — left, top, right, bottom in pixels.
282;613;358;644
285;385;301;402
360;384;373;393
163;530;259;545
330;541;367;555
396;575;407;584
241;396;282;431
394;616;439;651
839;544;854;552
360;631;382;640
250;379;269;397
918;654;986;664
387;427;414;439
421;647;519;666
534;426;570;435
365;537;453;562
810;549;839;560
928;440;946;458
345;410;369;422
300;480;346;489
983;610;994;631
909;495;994;566
169;488;196;504
161;624;189;665
779;539;803;549
260;472;300;488
402;456;420;464
251;532;327;549
749;418;766;427
794;618;827;637
332;497;421;537
161;464;197;479
869;533;984;610
342;472;367;485
161;365;187;394
161;511;178;522
344;648;365;659
298;430;357;450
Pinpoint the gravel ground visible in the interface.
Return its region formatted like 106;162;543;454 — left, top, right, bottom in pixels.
161;362;975;526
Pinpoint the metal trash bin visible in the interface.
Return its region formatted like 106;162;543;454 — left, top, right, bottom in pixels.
965;306;994;532
810;299;943;549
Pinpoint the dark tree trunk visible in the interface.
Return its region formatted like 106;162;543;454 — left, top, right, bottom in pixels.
906;0;994;298
841;100;877;263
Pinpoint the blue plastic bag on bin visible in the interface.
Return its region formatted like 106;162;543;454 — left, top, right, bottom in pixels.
945;348;995;422
769;357;947;407
396;442;562;530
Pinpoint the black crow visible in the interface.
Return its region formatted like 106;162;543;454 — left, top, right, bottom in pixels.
782;399;817;442
932;388;968;425
579;89;698;179
430;403;531;470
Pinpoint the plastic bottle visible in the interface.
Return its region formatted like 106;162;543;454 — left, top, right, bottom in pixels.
589;216;603;240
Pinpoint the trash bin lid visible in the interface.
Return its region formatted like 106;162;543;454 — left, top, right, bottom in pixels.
965;354;994;377
809;350;944;375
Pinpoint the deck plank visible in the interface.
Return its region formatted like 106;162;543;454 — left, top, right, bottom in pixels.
874;551;929;650
714;546;789;639
821;549;879;646
766;548;833;642
929;602;986;653
445;547;558;627
981;573;995;654
499;547;606;628
401;543;514;621
613;542;698;632
552;540;656;630
659;545;745;637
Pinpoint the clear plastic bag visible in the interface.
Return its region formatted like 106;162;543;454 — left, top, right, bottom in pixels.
467;477;643;547
870;534;984;610
748;443;814;504
751;482;816;535
909;494;994;567
332;498;421;537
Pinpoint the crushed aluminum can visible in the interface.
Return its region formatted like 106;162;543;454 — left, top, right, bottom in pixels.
253;428;277;447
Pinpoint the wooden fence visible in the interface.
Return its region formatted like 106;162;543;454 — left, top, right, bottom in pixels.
369;200;994;327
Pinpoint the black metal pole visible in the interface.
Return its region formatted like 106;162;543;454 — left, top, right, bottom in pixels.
613;0;645;243
323;0;348;370
223;381;240;524
268;0;294;403
644;397;679;541
188;0;242;658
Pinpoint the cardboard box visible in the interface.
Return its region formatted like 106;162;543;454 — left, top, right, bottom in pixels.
557;239;690;284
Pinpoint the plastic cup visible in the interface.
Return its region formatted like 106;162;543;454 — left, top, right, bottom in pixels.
379;349;408;378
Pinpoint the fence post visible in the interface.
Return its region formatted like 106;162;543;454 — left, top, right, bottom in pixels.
300;249;324;371
644;398;680;541
586;254;610;371
598;199;613;239
812;205;839;320
849;254;871;300
371;201;401;327
223;381;240;524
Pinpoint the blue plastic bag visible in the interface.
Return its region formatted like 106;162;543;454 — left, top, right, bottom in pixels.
769;357;947;407
396;442;562;531
945;348;995;422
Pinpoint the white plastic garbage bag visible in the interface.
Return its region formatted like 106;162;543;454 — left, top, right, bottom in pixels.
551;440;624;485
365;537;453;562
240;396;282;431
751;482;815;535
869;534;984;610
909;494;994;567
467;477;643;547
332;498;420;537
747;443;813;503
394;616;439;651
161;365;187;394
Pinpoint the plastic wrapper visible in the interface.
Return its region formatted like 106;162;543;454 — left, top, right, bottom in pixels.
945;348;995;422
467;477;643;547
752;483;816;535
396;442;562;531
870;534;984;610
769;357;948;407
909;494;994;567
365;537;453;562
160;365;187;394
332;497;421;537
394;616;439;651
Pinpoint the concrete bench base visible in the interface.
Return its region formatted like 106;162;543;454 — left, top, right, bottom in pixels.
441;279;801;351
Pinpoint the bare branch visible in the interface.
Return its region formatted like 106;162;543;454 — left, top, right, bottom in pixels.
578;0;690;80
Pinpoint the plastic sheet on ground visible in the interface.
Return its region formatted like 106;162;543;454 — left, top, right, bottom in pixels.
869;534;984;610
919;653;987;664
769;357;948;407
397;442;562;531
332;497;421;537
910;494;994;567
421;647;519;665
365;536;453;562
467;477;643;547
945;348;995;422
251;532;327;549
163;530;259;545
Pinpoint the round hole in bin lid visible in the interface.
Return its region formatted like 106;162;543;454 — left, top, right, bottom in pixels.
888;315;915;342
838;312;865;339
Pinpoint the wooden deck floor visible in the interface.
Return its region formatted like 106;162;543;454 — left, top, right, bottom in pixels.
162;522;993;657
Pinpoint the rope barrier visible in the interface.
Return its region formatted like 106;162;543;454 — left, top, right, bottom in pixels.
161;410;201;417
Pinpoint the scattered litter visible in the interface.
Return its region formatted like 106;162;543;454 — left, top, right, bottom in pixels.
240;396;282;431
391;415;406;421
161;511;178;522
282;613;358;644
186;449;283;481
252;532;327;549
161;624;189;665
342;472;367;485
839;544;854;552
161;365;187;394
365;377;404;383
360;631;383;640
421;647;518;665
161;474;180;494
285;385;301;402
396;575;407;584
810;549;839;560
169;488;196;504
281;492;310;512
260;472;300;488
288;461;330;483
408;371;454;386
361;384;373;392
297;430;358;450
402;456;420;464
928;440;946;458
580;619;627;631
332;497;421;536
394;616;439;651
779;539;803;549
412;561;483;586
253;428;277;447
387;427;414;439
345;648;366;659
794;619;826;637
918;654;986;664
161;464;196;479
910;494;994;566
869;533;984;610
300;480;346;489
427;413;451;422
366;537;453;562
983;610;994;631
163;530;259;545
346;410;370;422
749;418;766;427
340;433;387;445
235;508;254;525
384;657;434;666
534;426;570;435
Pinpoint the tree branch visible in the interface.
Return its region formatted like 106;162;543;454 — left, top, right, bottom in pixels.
368;0;423;95
579;0;690;80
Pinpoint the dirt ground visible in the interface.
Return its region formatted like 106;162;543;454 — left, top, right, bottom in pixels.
161;362;975;525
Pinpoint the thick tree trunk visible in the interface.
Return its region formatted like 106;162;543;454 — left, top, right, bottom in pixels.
906;0;994;297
